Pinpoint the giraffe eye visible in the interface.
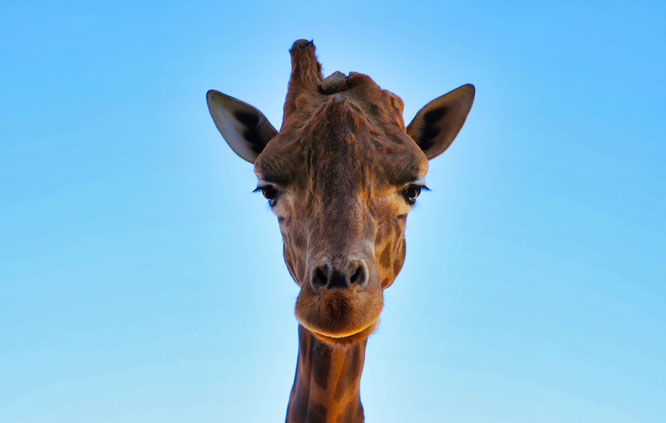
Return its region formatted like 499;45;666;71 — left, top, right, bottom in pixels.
261;186;278;200
253;185;280;206
402;184;424;205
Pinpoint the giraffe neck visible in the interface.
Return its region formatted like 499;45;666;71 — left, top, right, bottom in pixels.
286;325;367;423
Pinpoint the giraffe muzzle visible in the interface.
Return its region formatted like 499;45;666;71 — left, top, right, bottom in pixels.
295;253;383;342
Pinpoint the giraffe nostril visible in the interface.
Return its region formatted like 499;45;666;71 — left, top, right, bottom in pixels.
349;265;364;285
311;265;329;292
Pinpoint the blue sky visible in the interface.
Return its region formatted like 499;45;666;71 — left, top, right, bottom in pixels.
1;1;664;422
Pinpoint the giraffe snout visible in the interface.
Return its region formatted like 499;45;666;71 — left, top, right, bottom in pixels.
309;259;369;293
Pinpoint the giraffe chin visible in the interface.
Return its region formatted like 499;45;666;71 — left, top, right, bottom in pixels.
304;319;379;345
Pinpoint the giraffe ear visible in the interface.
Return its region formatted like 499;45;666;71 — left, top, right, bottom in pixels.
406;84;475;160
206;90;278;163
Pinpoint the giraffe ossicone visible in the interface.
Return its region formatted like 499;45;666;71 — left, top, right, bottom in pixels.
207;39;474;423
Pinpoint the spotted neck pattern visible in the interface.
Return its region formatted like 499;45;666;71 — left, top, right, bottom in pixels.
286;326;367;423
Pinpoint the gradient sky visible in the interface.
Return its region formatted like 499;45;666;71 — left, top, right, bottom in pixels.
1;1;664;422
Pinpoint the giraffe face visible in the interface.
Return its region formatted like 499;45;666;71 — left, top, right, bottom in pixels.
253;93;429;343
207;40;474;344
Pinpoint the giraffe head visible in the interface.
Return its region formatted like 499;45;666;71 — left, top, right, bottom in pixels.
207;40;474;344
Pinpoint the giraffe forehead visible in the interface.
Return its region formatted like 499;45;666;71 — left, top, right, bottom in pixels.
256;96;428;190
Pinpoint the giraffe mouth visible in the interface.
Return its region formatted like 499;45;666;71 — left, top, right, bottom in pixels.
294;287;383;344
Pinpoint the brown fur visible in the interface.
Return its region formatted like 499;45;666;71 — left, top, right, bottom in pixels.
256;44;428;342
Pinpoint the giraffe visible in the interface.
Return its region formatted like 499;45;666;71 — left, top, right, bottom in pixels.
206;40;474;423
